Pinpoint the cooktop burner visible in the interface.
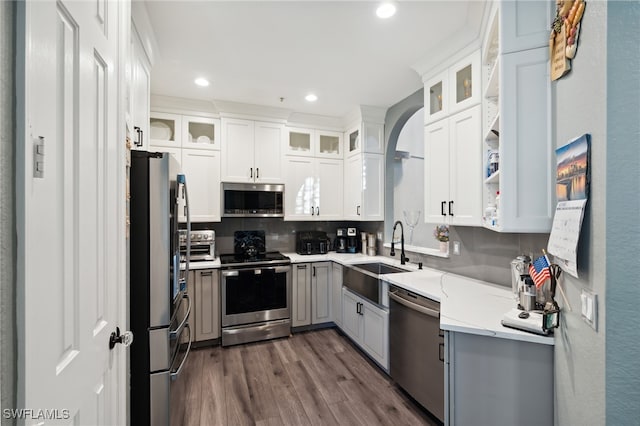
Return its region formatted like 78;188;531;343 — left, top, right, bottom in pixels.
219;251;290;268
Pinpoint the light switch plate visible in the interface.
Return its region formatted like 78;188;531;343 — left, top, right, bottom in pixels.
580;289;597;330
453;241;460;255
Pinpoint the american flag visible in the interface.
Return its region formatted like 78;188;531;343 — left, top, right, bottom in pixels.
529;255;551;288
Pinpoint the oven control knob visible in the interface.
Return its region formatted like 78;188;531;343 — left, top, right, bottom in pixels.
203;234;209;240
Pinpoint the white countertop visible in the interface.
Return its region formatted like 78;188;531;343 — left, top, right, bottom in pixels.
286;252;554;346
183;251;553;345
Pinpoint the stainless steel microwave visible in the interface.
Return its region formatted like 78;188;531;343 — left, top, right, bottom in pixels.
222;182;284;217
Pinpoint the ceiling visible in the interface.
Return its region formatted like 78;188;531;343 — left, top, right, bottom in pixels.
143;1;486;119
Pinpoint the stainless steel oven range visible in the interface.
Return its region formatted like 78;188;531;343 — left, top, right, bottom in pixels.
220;231;291;346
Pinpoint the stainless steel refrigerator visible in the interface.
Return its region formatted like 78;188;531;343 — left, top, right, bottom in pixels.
129;151;191;426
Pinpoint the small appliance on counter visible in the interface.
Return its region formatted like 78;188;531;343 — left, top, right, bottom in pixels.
179;230;215;262
347;227;359;253
501;254;560;336
336;228;348;253
296;231;330;255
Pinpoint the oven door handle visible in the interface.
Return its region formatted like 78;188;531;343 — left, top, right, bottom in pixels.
222;266;291;276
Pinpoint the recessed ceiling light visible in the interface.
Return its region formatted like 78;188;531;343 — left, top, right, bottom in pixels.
194;78;210;87
305;93;318;102
376;2;396;19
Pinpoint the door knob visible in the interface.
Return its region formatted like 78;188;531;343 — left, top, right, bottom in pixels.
109;327;134;350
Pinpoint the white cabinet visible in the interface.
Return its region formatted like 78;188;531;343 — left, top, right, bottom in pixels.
130;25;150;151
149;111;222;223
284;156;343;221
498;0;553;54
331;263;343;327
345;121;384;157
425;51;481;124
285;127;343;158
193;269;220;342
341;287;389;370
343;153;384;221
292;262;332;328
181;149;221;222
221;118;283;183
182;115;221;150
481;3;553;232
424;105;482;226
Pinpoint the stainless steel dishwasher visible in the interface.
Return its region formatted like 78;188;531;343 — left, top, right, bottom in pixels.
389;285;444;423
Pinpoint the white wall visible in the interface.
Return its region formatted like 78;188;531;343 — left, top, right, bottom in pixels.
393;108;435;248
553;2;606;423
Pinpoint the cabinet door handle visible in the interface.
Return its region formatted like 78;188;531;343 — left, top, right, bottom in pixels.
449;200;454;216
184;206;187;217
313;266;316;277
316;207;319;216
250;167;253;178
256;168;259;179
200;270;213;277
357;205;361;216
297;264;308;269
311;206;315;216
134;126;143;147
439;343;445;362
441;201;446;216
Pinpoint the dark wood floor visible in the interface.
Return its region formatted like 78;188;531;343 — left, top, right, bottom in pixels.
170;328;440;426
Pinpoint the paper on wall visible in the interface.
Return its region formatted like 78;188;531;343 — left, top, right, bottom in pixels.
547;199;587;278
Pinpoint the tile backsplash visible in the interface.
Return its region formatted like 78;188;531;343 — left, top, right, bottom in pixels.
195;219;548;288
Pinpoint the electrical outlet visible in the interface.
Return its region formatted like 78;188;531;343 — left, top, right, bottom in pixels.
453;241;460;255
581;289;597;330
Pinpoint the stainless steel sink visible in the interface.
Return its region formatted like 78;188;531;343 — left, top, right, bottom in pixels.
343;262;411;306
351;262;410;275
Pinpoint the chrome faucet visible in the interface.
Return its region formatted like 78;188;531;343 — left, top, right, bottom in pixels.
390;220;409;265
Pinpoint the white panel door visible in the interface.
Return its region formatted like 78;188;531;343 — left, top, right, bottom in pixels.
361;301;389;370
254;121;283;183
316;158;343;220
424;120;451;224
221;118;254;182
449;105;482;226
130;25;150;151
361;153;384;221
343;155;362;220
181;149;221;222
20;0;126;424
283;156;316;220
341;289;362;341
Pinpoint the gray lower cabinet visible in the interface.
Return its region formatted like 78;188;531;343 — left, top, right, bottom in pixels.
292;262;332;328
331;263;343;326
341;287;389;371
445;331;553;426
191;269;220;342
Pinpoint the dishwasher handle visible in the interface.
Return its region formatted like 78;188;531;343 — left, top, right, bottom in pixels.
388;289;440;318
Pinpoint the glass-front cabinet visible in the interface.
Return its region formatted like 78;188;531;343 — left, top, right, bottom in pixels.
149;112;181;148
285;127;343;159
424;51;481;125
182;115;220;150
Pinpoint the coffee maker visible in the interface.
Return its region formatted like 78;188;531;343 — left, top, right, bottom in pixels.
346;227;358;253
335;228;347;253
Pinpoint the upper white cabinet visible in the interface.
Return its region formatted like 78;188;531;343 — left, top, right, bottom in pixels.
481;2;553;232
345;121;384;157
424;105;482;226
182;115;221;150
344;153;384;221
221;118;284;183
283;156;343;221
498;0;553;54
149;110;222;222
425;51;481;125
130;25;150;151
285;127;343;159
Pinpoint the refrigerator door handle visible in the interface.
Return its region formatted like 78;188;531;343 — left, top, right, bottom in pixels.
169;293;191;340
170;324;192;381
177;174;191;288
